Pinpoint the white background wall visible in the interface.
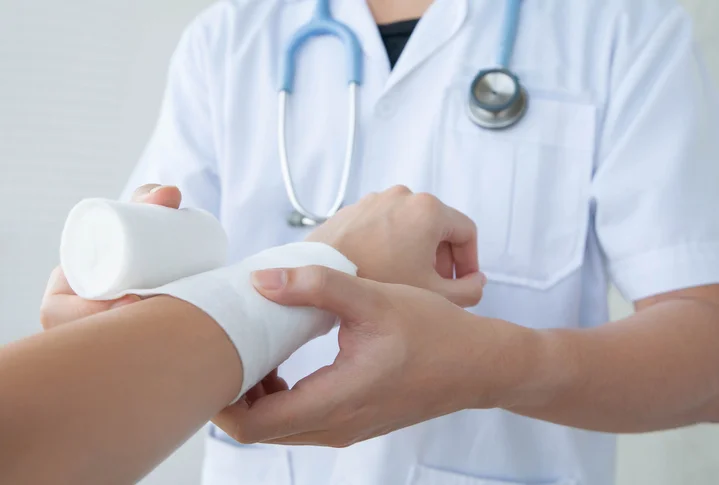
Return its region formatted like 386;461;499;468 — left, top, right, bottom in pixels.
0;0;717;484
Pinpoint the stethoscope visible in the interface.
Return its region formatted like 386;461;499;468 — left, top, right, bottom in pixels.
279;0;527;227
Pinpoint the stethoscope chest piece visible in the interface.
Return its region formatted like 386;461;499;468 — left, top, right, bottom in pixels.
467;68;527;130
287;210;320;228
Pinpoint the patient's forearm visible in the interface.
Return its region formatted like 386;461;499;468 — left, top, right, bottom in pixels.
0;296;242;485
0;242;354;484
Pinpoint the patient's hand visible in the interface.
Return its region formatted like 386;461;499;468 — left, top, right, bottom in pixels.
306;185;485;307
39;185;181;329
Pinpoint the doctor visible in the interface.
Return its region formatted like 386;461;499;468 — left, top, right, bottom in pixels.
44;0;719;484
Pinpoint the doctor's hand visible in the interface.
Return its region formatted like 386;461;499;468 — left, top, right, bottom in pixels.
214;266;526;447
306;186;485;307
39;184;182;329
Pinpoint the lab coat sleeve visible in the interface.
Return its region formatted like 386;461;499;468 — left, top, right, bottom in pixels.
120;13;221;216
592;5;719;302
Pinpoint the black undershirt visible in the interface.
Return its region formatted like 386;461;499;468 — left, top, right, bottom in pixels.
377;18;420;69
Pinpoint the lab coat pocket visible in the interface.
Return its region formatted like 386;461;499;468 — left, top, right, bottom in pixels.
409;464;578;485
202;429;292;485
434;87;596;289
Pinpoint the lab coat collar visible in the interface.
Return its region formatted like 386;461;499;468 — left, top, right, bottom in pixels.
284;0;469;90
385;0;469;92
334;1;389;63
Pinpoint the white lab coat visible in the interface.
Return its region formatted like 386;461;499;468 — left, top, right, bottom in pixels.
123;0;719;484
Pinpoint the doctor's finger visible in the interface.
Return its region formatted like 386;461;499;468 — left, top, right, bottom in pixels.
244;371;289;405
44;266;75;296
435;242;455;279
440;206;480;279
431;272;485;308
263;370;289;394
224;368;346;443
130;184;182;208
251;266;387;323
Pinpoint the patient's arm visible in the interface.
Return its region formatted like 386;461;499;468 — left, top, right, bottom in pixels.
1;240;352;484
0;296;241;485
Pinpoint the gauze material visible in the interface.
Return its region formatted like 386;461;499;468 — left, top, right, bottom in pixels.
145;242;358;403
60;199;228;300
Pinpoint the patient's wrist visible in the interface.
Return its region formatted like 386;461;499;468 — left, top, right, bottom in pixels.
145;242;357;405
150;295;246;402
304;232;351;264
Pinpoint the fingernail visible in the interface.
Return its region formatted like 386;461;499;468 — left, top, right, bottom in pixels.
479;272;488;287
252;269;287;291
149;185;166;194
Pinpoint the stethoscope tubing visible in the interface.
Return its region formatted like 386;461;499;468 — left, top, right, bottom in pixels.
278;0;526;226
278;84;358;225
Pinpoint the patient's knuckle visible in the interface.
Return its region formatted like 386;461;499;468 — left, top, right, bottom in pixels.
413;192;442;216
385;185;412;197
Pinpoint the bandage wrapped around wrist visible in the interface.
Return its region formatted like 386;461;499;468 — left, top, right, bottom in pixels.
149;243;356;402
60;199;356;403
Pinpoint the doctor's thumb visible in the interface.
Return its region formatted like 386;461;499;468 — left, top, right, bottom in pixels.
252;266;375;322
432;271;486;308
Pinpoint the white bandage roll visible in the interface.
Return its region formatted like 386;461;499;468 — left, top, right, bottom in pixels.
149;242;357;402
60;199;227;300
